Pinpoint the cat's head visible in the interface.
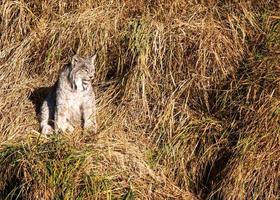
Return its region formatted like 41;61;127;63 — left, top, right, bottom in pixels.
68;54;96;91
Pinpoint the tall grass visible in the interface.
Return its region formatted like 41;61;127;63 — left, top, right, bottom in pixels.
0;0;279;199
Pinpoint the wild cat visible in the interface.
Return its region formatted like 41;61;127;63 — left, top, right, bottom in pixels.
40;54;97;134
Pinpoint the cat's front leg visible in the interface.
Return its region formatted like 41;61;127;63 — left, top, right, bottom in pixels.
82;101;97;133
55;104;70;132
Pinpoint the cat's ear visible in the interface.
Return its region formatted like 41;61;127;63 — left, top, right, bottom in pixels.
71;55;81;67
89;54;97;67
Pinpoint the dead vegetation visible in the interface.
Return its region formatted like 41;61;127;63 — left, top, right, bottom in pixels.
0;0;279;199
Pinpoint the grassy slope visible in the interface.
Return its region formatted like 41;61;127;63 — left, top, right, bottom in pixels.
0;0;279;199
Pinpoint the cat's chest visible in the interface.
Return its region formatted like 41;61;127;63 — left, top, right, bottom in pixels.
65;90;89;109
63;90;91;123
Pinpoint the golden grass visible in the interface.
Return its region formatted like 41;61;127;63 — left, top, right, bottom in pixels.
0;0;279;199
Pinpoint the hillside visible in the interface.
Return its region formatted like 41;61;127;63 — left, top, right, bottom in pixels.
0;0;279;199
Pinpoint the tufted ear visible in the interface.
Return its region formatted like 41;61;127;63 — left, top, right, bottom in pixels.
89;54;97;67
71;55;81;67
68;55;81;90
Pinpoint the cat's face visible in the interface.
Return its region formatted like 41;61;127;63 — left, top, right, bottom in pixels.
68;54;96;91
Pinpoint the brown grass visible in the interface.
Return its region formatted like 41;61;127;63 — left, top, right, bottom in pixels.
0;0;279;199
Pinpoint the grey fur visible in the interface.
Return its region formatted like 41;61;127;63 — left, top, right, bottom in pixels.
40;54;97;134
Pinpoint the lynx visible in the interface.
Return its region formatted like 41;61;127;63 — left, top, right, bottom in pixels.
40;54;97;134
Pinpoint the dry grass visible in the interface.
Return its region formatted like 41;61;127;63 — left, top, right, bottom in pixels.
0;0;279;199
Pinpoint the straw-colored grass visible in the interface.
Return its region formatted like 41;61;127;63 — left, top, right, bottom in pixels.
0;0;279;199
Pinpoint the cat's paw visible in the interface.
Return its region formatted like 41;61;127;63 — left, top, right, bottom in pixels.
41;125;54;135
67;125;74;132
84;122;97;133
56;123;74;133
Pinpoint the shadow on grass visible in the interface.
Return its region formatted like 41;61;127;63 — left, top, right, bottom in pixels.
28;86;53;116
